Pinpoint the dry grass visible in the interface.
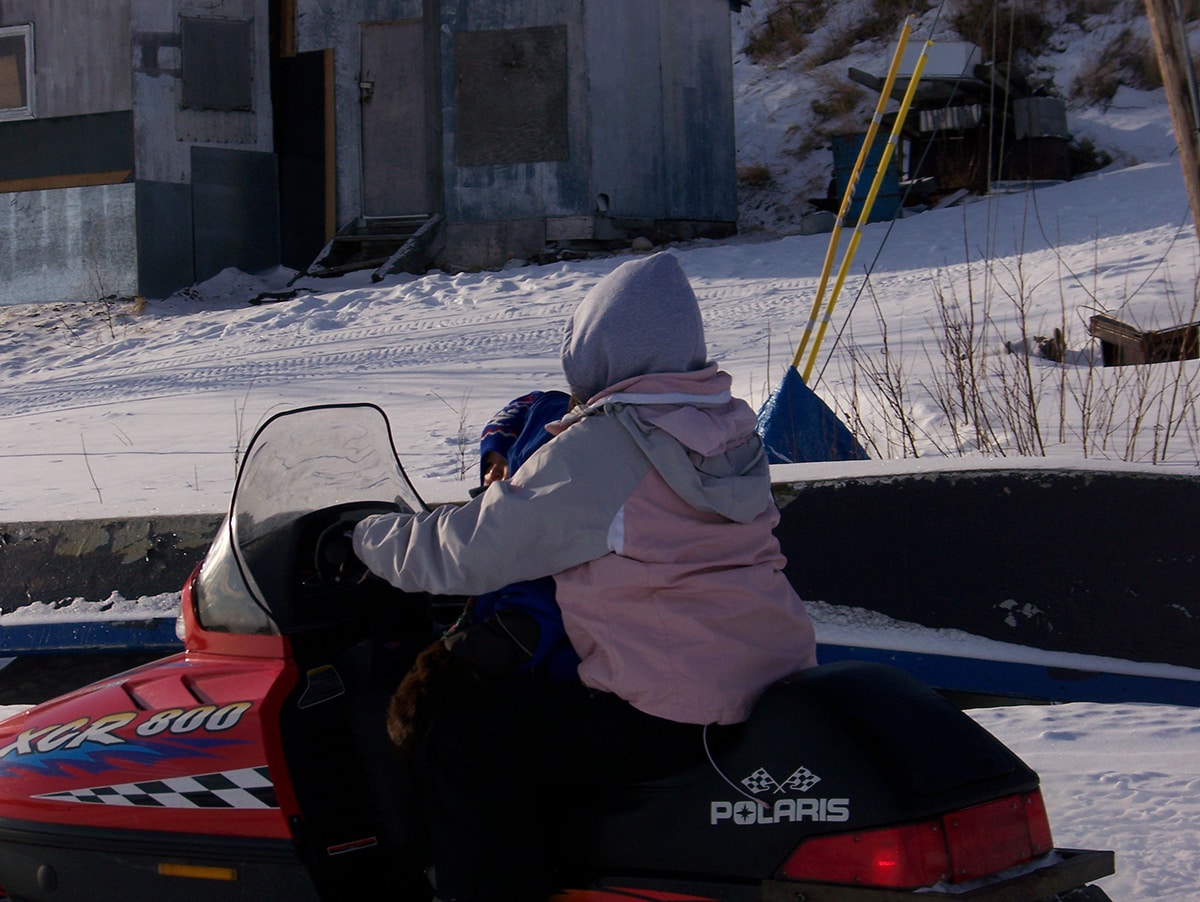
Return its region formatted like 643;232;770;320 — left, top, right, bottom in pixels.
738;163;775;189
810;74;867;122
747;0;926;71
827;247;1200;465
1070;27;1162;105
742;0;831;64
1064;0;1129;26
948;0;1057;61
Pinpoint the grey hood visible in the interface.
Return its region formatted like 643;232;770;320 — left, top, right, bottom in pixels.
561;253;708;402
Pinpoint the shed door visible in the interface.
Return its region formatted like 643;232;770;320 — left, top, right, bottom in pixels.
361;20;433;216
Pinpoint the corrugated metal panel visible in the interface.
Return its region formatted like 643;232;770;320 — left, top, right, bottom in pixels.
10;0;132;119
1013;96;1069;140
585;1;667;219
919;103;982;133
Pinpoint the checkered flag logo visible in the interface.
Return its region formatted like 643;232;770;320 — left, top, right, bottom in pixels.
741;764;822;796
779;766;821;793
34;765;277;810
741;767;780;794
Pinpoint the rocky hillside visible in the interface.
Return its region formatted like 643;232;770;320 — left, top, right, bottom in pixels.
730;0;1192;233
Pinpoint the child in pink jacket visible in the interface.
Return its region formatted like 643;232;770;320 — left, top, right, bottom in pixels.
354;251;817;901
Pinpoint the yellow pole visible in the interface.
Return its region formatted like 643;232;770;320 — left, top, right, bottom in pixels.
790;18;915;370
802;39;933;383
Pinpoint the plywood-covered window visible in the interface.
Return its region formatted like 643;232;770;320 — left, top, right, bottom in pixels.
181;17;253;112
0;24;34;121
454;25;568;167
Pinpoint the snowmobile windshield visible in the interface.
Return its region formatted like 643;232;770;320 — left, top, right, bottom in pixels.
194;404;425;635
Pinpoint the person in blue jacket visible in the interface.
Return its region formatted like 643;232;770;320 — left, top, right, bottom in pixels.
466;389;578;683
385;390;579;758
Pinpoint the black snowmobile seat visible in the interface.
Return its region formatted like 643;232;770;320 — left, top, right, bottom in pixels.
570;661;1037;881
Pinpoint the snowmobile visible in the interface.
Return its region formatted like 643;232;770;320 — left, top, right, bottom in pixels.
0;404;1115;901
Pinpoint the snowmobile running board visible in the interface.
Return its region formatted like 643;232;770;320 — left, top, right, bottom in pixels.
1;616;1196;708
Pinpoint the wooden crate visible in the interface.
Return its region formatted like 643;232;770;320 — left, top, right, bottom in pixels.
1088;314;1200;366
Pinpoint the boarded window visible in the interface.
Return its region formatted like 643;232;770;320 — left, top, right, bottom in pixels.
182;18;253;112
0;24;34;120
454;25;568;167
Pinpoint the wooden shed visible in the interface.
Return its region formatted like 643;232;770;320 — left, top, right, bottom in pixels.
0;0;743;305
847;42;1075;205
285;0;745;277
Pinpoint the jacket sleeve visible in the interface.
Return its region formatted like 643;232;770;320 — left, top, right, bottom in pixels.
352;415;650;596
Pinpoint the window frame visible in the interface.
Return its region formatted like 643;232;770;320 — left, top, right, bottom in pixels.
0;22;35;121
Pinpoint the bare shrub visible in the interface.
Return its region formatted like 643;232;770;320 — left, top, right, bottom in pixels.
787;120;831;161
1070;26;1161;105
738;163;774;188
843;285;922;457
433;391;475;480
810;74;866;123
948;0;1057;61
743;0;831;64
1068;135;1114;175
1064;0;1130;27
920;261;1004;455
862;0;930;39
835;249;1200;467
808;25;860;70
1069;278;1200;463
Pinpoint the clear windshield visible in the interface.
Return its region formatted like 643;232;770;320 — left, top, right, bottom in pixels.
194;404;426;634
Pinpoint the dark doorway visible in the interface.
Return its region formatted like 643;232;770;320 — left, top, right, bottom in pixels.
273;49;331;271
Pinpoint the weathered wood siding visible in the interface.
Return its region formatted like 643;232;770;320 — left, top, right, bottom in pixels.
0;0;137;304
292;0;736;244
294;0;426;230
586;0;736;223
1;0;132;118
438;0;590;223
131;0;277;290
131;0;274;185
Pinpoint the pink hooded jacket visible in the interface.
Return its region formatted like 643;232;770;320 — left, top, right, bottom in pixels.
545;367;817;724
354;253;817;724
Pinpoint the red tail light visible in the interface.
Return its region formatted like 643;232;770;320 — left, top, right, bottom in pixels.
778;791;1054;890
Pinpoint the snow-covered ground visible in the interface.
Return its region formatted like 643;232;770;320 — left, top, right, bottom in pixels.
3;141;1197;518
3;6;1200;897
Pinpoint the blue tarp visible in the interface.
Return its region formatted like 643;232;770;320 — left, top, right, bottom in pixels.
756;367;869;464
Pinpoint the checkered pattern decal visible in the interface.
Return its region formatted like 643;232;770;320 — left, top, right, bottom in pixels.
779;766;821;793
33;766;277;809
741;764;821;795
741;767;780;794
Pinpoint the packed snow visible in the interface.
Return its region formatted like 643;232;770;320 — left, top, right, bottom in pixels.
3;6;1200;898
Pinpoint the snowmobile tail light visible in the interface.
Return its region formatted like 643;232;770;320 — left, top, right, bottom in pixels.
1024;789;1054;852
779;818;949;888
942;792;1053;880
157;862;238;882
778;791;1054;889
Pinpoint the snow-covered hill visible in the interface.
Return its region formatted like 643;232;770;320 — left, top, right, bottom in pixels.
730;0;1187;232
